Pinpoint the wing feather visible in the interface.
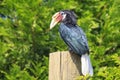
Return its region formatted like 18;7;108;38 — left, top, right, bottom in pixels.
59;23;89;55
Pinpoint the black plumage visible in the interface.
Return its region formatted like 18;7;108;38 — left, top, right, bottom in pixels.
59;10;89;55
50;10;93;76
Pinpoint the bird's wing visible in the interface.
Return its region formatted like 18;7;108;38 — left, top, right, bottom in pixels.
59;23;89;55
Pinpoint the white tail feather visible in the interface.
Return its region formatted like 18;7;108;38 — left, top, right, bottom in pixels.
81;53;93;76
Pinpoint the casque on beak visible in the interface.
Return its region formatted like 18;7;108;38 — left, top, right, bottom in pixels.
50;12;62;29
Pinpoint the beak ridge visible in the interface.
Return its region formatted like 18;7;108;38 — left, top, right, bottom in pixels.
50;12;62;30
50;18;58;30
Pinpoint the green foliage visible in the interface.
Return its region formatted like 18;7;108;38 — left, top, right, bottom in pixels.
76;75;90;80
3;64;36;80
0;0;120;80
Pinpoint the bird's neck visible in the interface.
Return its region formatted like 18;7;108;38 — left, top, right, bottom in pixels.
61;22;77;27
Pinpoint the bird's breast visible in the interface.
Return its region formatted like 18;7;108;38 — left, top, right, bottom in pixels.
59;23;89;55
59;23;80;38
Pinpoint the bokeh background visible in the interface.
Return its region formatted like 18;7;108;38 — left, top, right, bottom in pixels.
0;0;120;80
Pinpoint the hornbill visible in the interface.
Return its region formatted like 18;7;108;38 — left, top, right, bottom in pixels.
50;10;93;76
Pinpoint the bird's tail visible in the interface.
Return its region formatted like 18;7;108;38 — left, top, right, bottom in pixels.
81;53;93;76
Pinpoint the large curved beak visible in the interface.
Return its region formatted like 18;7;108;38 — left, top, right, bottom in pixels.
50;12;62;30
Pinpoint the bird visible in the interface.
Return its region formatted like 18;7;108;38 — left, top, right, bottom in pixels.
50;10;93;76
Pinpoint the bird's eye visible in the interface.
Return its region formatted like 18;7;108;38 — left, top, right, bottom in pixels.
61;12;65;15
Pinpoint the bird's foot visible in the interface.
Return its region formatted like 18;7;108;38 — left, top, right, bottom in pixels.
69;48;74;54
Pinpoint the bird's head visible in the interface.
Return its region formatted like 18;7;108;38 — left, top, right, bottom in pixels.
50;10;77;29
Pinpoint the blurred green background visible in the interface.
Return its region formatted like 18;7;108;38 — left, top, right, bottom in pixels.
0;0;120;80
